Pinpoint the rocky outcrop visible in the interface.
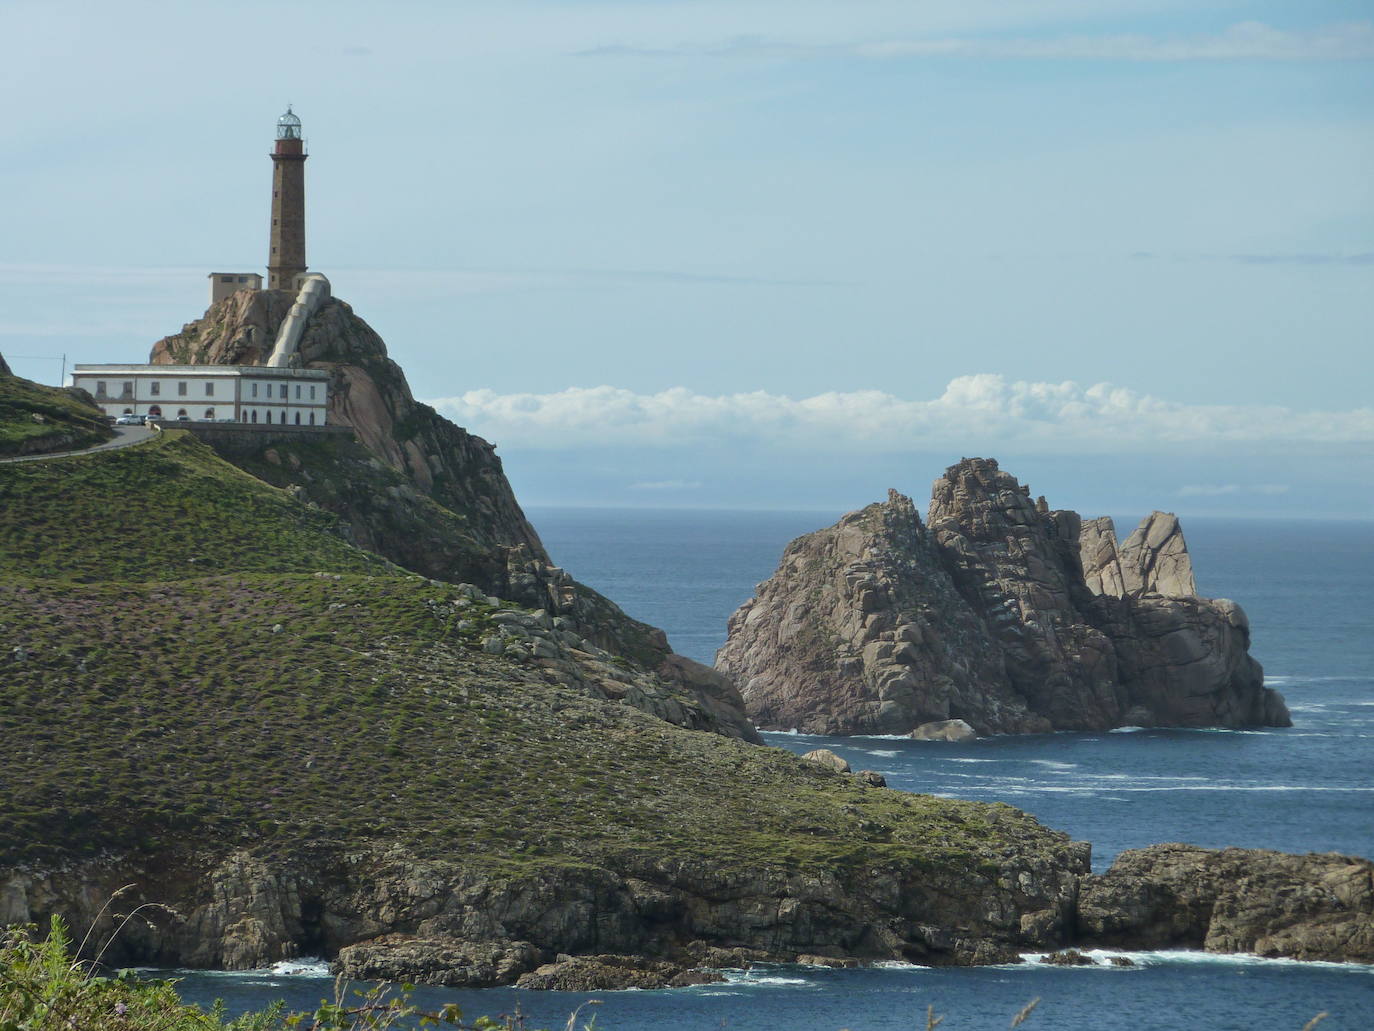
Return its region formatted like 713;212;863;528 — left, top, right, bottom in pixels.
1077;844;1374;963
1;819;1092;976
148;290;755;741
911;719;977;742
515;954;723;990
717;459;1289;735
336;936;540;988
0;352;11;377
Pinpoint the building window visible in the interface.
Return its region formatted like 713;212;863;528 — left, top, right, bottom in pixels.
251;410;258;423
122;381;133;396
96;381;107;396
295;384;301;400
176;409;188;419
178;382;187;396
220;275;233;283
309;385;316;400
148;405;162;418
150;382;160;396
308;412;315;425
294;412;301;425
205;409;215;420
205;382;214;396
122;408;133;415
279;384;288;399
251;383;258;398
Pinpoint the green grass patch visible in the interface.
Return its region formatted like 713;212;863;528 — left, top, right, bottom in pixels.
0;432;390;581
0;373;112;457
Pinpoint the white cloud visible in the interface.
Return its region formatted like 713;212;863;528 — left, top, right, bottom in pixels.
426;375;1374;454
581;21;1374;63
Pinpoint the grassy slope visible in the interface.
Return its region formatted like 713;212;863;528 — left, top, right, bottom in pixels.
0;431;389;581
0;373;112;457
0;433;1064;881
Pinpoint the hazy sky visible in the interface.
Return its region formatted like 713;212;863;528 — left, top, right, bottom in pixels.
2;1;1371;518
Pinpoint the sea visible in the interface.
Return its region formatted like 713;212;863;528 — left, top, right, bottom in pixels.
159;510;1374;1030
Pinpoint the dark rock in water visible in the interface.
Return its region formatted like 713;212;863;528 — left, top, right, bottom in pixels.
716;458;1290;735
1108;955;1135;967
335;936;539;987
516;954;723;990
1077;844;1374;964
796;953;863;968
1040;949;1094;966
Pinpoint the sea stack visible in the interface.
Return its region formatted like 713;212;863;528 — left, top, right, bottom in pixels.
715;458;1291;736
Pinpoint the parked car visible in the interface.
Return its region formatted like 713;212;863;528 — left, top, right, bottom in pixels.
115;414;142;425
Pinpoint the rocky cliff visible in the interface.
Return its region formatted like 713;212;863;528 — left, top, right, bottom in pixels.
716;458;1290;735
1078;844;1374;963
149;289;755;741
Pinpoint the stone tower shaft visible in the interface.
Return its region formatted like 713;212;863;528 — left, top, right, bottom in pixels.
268;107;307;290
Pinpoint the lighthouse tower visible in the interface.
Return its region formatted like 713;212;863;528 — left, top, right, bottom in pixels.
267;107;308;290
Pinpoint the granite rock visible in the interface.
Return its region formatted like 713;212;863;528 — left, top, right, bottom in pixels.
717;459;1289;735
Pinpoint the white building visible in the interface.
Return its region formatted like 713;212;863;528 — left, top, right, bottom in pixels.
207;272;264;305
72;364;329;426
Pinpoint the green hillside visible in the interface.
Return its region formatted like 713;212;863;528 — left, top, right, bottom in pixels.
0;431;390;581
0;570;1043;875
0;421;1064;882
0;371;112;458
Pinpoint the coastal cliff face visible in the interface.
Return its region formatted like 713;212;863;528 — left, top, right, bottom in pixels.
5;841;1366;982
716;458;1290;735
149;290;754;741
0;825;1089;977
1078;844;1374;963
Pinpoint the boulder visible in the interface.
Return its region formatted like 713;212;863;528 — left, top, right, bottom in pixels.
801;748;851;773
911;719;977;742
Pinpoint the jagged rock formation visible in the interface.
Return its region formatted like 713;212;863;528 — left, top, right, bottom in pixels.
0;352;11;377
0;823;1092;975
1078;844;1374;963
149;289;755;741
717;458;1289;735
5;839;1366;980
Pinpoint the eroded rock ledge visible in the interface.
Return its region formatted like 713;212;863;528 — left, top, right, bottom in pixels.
716;458;1290;736
3;842;1367;986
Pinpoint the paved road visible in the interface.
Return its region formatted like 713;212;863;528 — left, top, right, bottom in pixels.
0;423;159;464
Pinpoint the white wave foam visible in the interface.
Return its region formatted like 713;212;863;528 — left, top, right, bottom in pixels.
1019;949;1374;973
270;958;331;977
723;971;816;987
1029;760;1078;770
1109;726;1148;733
942;757;1001;763
864;749;900;758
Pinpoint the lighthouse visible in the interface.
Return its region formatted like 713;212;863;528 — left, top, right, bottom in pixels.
267;106;308;290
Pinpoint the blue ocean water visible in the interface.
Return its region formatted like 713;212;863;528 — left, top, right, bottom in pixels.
164;510;1374;1029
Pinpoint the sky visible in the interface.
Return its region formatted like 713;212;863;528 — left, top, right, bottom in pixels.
2;0;1371;519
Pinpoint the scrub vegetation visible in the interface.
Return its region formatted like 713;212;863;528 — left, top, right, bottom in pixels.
0;423;1058;881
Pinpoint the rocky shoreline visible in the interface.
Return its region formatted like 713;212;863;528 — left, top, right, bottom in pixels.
3;833;1369;988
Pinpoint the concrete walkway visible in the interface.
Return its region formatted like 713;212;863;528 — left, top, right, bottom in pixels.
0;423;159;464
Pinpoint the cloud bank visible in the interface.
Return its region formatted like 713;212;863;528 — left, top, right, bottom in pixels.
427;375;1374;455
